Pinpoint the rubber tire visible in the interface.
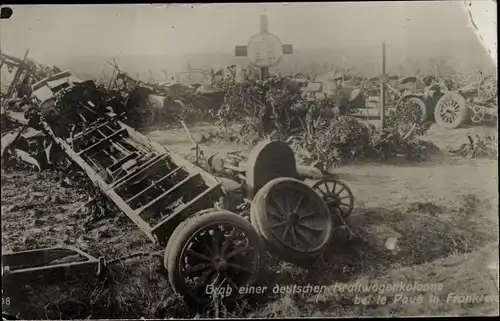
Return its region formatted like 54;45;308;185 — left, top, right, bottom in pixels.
165;209;265;306
434;92;468;129
400;96;428;123
250;177;333;263
164;208;220;265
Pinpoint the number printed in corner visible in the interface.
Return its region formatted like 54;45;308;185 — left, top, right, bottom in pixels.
2;296;11;306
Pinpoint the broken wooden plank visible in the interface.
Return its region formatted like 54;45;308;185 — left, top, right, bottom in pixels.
77;128;127;156
41;122;156;242
6;49;29;99
122;123;221;188
3;111;29;125
72;119;108;141
125;166;183;204
135;173;201;216
224;164;246;173
107;152;140;174
72;121;111;141
110;153;168;190
151;183;223;241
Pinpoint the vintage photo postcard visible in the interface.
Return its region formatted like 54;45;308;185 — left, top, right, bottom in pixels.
1;2;497;319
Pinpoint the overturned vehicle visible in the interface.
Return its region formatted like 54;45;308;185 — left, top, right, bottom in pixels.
109;71;225;128
432;75;498;129
391;75;497;128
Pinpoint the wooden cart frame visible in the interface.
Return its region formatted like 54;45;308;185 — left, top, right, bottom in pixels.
3;69;356;307
2;246;103;318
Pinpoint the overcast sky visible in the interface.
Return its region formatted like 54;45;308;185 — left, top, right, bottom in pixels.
0;2;493;62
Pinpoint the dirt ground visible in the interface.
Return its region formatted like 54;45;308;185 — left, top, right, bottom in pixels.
1;122;498;318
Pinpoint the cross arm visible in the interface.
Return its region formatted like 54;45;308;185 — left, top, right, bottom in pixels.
235;44;293;57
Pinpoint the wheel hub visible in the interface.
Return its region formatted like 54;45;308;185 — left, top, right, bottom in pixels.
288;213;299;225
215;258;228;271
471;106;486;123
441;101;458;120
326;195;340;206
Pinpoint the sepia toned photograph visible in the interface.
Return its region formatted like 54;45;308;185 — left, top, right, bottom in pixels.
1;2;498;319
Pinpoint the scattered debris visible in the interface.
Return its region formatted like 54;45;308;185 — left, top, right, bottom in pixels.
449;135;497;159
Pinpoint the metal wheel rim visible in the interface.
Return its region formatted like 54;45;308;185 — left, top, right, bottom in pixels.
438;98;461;124
178;222;260;300
263;182;331;253
313;179;354;219
404;98;425;122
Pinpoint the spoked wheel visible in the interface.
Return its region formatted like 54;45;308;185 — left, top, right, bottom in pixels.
434;92;468;129
165;209;264;306
478;76;497;101
470;105;486;123
312;178;354;220
397;96;428;123
250;177;333;262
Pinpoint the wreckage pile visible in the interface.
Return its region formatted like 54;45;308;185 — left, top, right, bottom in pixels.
0;52;497;319
107;74;225;128
205;68;497;168
1;50;498;173
3;66;365;318
449;135;498;159
208;73;435;171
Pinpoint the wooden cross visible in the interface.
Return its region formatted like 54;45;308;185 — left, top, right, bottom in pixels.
235;14;293;80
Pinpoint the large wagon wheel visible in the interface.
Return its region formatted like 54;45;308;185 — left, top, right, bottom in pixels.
250;177;333;262
433;92;468;129
396;96;428;123
312;178;354;220
165;209;264;306
478;76;497;101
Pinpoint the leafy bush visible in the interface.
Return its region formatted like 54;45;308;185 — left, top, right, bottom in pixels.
213;75;303;142
214;74;438;168
367;101;434;162
293;116;372;170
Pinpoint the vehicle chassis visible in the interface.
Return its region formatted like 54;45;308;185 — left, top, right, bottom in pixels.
3;71;356;307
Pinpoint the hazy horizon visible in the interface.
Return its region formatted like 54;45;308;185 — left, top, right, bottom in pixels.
1;3;488;58
1;2;496;83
